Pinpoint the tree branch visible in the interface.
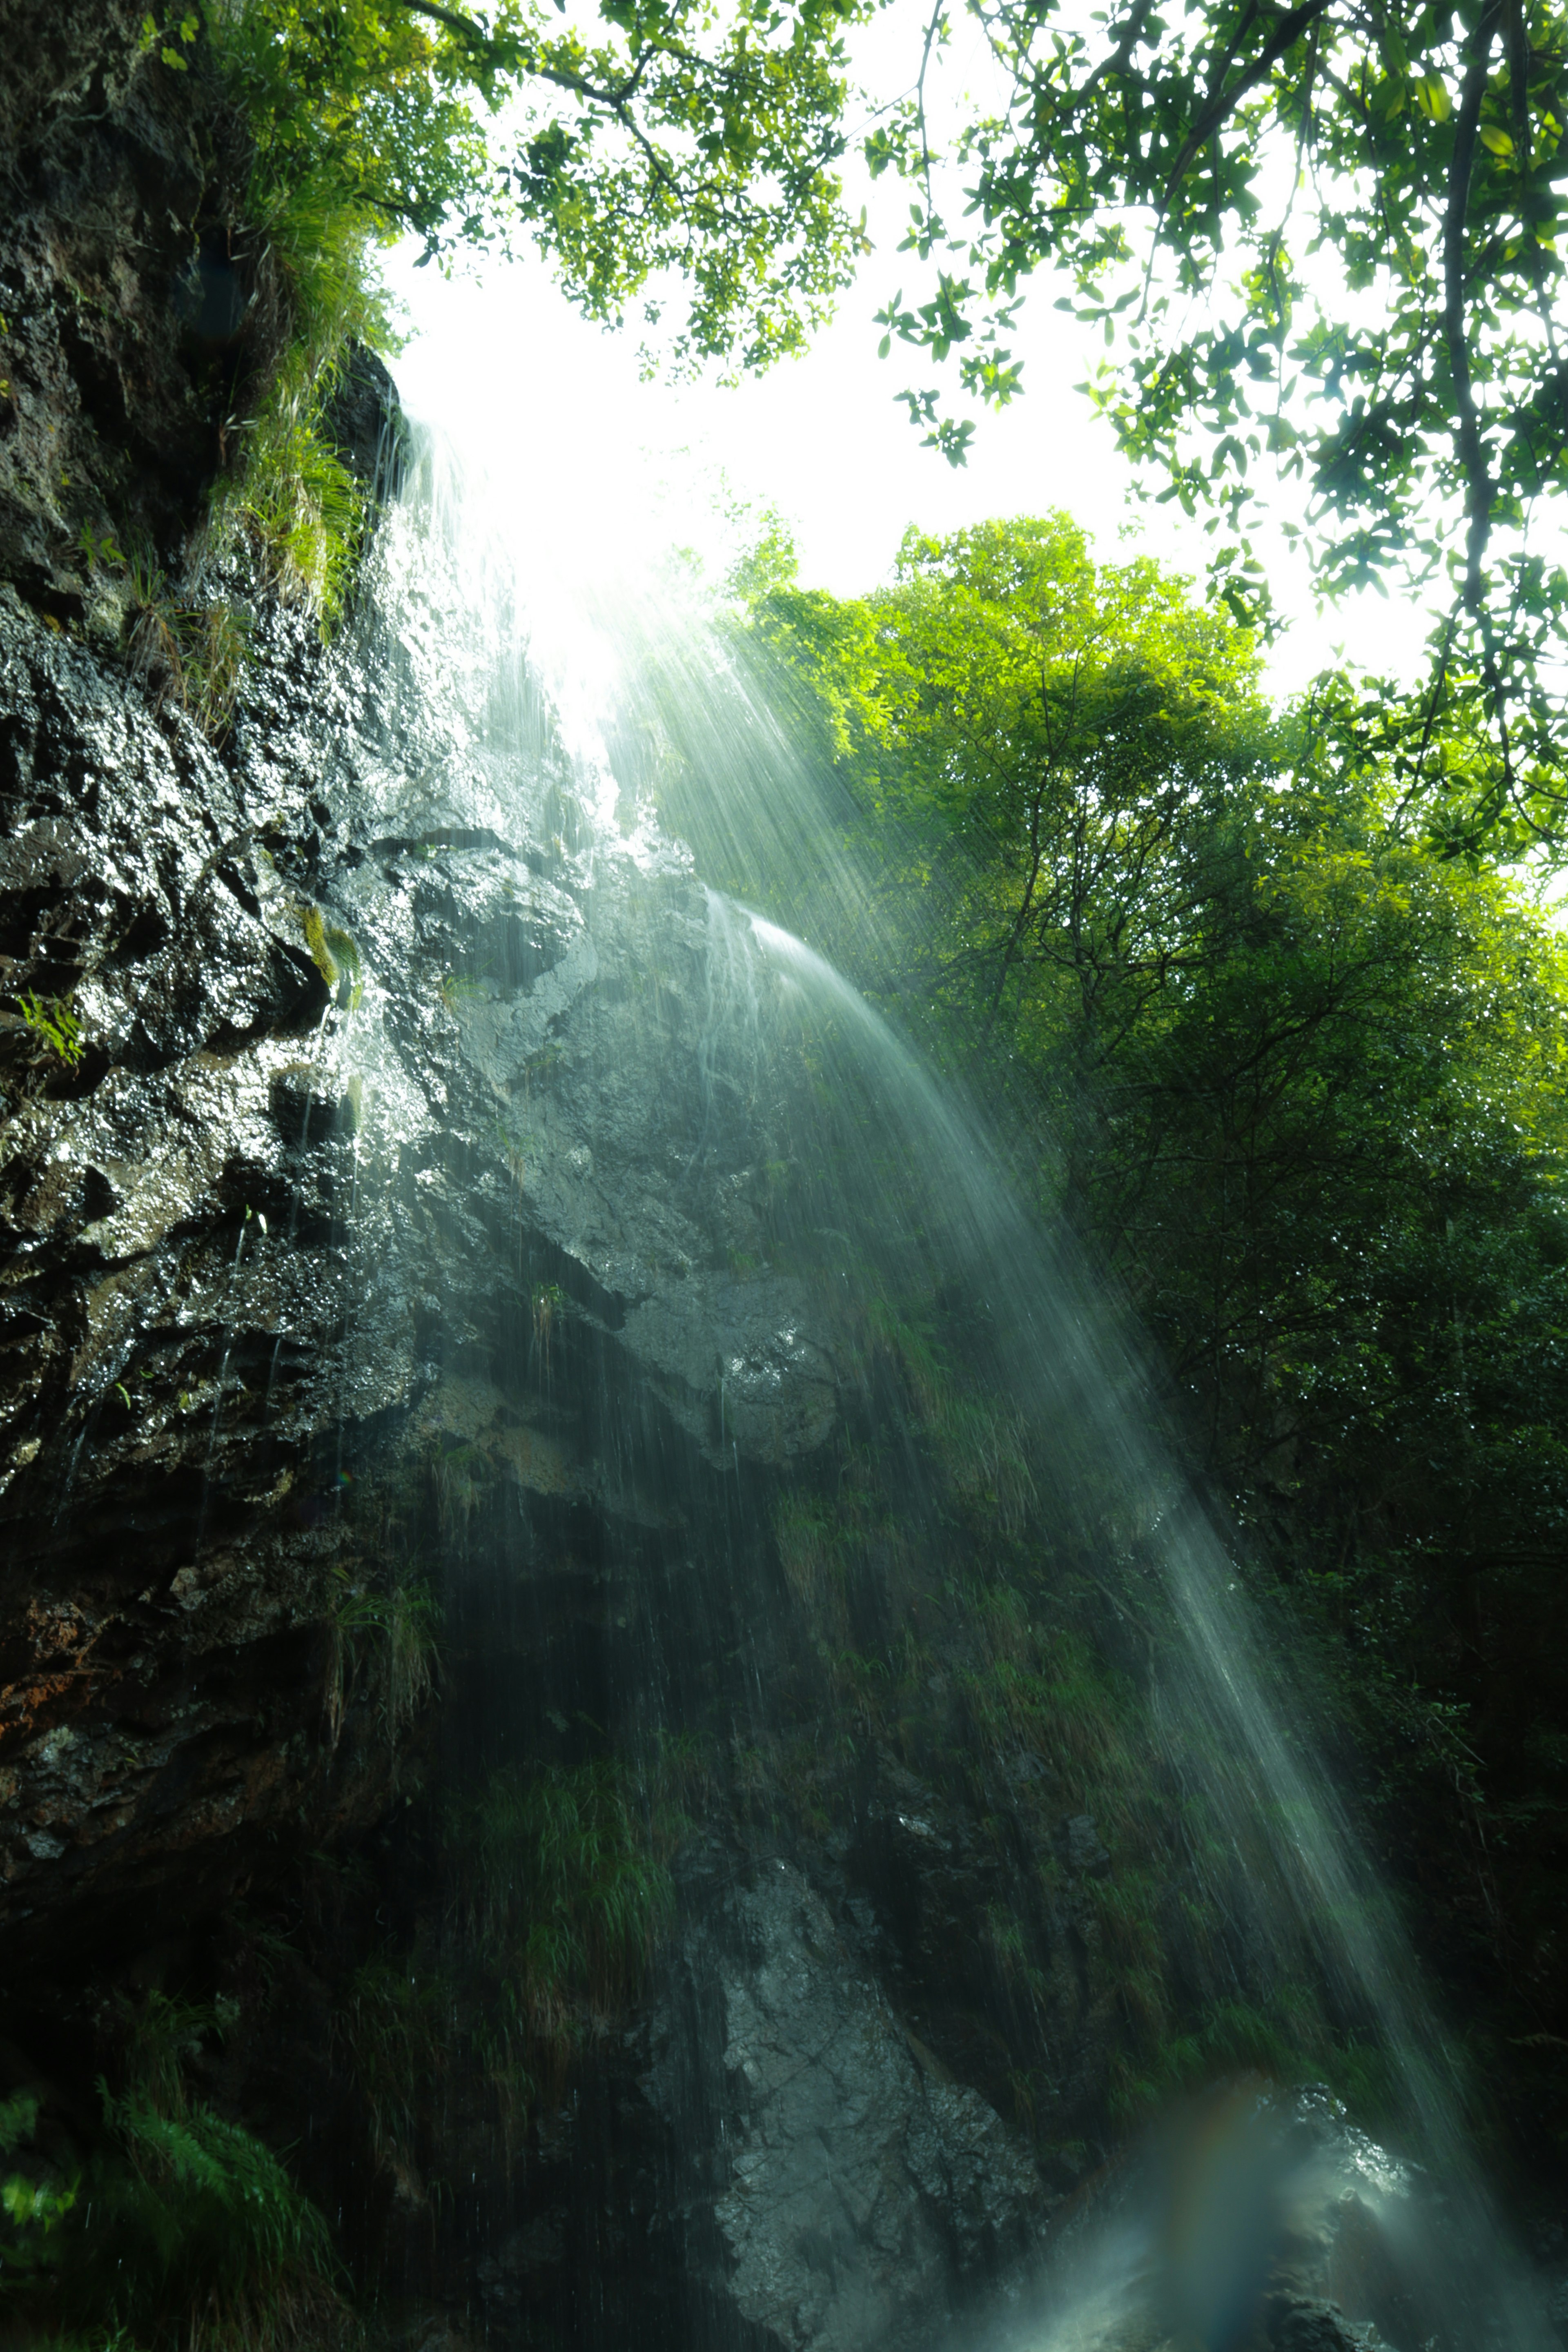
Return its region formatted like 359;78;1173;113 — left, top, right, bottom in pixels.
1162;0;1336;205
914;0;946;211
1441;3;1519;816
1446;2;1501;624
390;0;503;58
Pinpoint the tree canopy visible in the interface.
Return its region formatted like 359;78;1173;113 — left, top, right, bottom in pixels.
867;0;1568;853
209;0;1568;853
213;0;867;373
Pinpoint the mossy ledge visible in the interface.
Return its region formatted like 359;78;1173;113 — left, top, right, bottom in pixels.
0;0;405;726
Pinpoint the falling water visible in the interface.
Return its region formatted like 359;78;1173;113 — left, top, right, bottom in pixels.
322;416;1555;2352
719;900;1555;2352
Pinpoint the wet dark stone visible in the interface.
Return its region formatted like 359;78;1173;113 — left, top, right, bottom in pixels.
1267;2295;1366;2352
325;343;411;507
1055;1812;1111;1878
642;1860;1047;2352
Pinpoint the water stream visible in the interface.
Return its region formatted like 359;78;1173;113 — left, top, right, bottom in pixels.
331;422;1555;2352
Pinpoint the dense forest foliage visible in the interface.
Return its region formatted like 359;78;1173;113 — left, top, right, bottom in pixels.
648;514;1568;2160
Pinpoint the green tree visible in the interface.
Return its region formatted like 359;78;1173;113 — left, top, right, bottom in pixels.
208;0;1568;844
215;0;867;373
656;512;1568;2132
868;0;1568;852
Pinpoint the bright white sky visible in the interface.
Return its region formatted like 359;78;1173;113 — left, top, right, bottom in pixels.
380;9;1437;706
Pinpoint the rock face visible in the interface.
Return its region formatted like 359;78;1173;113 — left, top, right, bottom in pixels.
0;0;258;615
0;494;849;1942
0;318;1076;2325
646;1861;1045;2352
0;579;351;1951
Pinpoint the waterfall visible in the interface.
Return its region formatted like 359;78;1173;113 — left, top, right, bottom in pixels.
319;417;1555;2352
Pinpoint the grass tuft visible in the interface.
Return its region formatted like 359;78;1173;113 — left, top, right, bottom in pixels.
446;1759;679;2087
204;168;402;637
327;1569;441;1749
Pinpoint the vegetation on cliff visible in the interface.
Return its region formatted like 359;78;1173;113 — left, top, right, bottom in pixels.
0;1996;347;2352
648;510;1568;2154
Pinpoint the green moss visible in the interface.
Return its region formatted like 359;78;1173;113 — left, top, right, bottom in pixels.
324;923;361;982
298;908;362;1004
299;903;336;987
1103;1989;1389;2129
775;1494;852;1614
854;1296;1036;1532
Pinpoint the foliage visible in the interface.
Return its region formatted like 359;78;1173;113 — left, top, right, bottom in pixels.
701;510;1568;2127
1103;1993;1394;2127
328;1568;441;1746
334;1956;453;2175
0;2000;344;2352
204;167;400;632
78;528;250;735
76;2090;343;2350
0;2094;78;2283
854;1297;1038;1530
867;0;1568;846
115;1992;224;2120
113;539;253;734
191;0;1568;837
209;0;865;378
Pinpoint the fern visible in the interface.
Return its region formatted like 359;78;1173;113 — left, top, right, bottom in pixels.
44;2091;345;2349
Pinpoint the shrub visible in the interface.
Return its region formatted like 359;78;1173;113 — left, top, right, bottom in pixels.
78;2090;344;2351
0;2049;347;2352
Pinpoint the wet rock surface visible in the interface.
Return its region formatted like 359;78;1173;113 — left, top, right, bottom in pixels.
645;1860;1047;2352
0;445;1109;2347
0;496;853;1958
0;0;257;615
